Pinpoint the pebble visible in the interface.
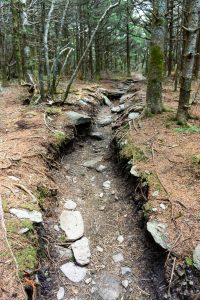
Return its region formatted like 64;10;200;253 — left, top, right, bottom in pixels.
96;165;107;172
99;206;106;211
160;203;167;210
71;237;91;266
9;208;43;223
97;246;104;253
117;235;124;244
18;228;29;234
57;287;65;300
60;262;87;283
59;210;84;241
122;280;129;289
96;274;122;300
112;253;124;263
103;180;111;190
54;225;60;231
121;267;132;276
85;278;92;284
64;200;77;210
99;193;104;198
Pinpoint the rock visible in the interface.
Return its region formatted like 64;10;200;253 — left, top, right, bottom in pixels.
112;253;124;263
97;246;104;253
98;116;112;127
18;228;29;234
57;287;65;300
128;112;140;120
10;208;43;223
54;225;60;231
119;93;137;104
97;274;122;300
60;262;87;283
160;203;167;210
102;95;112;107
71;237;91;266
79;100;89;106
85;278;92;284
130;166;140;177
90;132;104;140
99;193;104;198
152;191;159;197
60;211;84;241
8;176;20;181
111;104;125;113
103;181;111;190
193;244;200;270
66;111;91;126
99;206;106;211
96;165;107;172
122;280;129;289
64;200;77;210
83;157;102;169
147;220;170;250
55;245;73;260
121;267;132;276
117;235;124;244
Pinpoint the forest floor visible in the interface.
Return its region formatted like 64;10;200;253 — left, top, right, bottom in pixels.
0;75;199;300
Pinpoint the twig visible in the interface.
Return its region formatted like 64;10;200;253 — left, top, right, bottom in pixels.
14;183;37;203
43;113;55;133
168;257;176;297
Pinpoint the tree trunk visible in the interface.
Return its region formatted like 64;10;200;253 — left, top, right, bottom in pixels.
177;0;200;124
146;0;167;114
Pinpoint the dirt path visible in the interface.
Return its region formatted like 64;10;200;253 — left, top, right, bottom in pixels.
40;93;168;300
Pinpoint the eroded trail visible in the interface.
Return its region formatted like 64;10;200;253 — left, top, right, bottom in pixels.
39;91;167;300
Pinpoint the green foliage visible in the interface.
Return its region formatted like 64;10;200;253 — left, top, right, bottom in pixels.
16;245;37;275
192;154;200;165
175;125;200;134
21;220;34;231
36;186;49;207
185;257;193;267
54;131;67;146
46;107;62;115
2;199;8;212
142;172;162;192
120;139;146;162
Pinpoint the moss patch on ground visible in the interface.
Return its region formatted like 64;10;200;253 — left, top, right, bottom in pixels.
119;138;146;162
15;245;37;275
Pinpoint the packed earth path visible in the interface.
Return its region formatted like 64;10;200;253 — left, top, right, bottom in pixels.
39;83;168;300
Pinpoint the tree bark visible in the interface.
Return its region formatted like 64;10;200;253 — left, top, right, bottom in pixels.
177;0;200;123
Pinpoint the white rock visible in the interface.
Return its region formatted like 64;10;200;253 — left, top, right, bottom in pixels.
54;225;60;231
111;104;125;113
117;235;124;244
98;116;112;127
103;181;111;190
121;267;132;276
97;274;122;300
99;193;104;198
85;278;92;284
103;95;112;107
160;203;167;210
152;191;159;197
64;200;77;210
60;211;84;241
8;176;20;181
60;262;87;283
128;112;140;120
72;237;91;266
99;206;105;211
18;228;29;234
57;287;65;300
55;245;73;260
96;165;107;172
97;246;104;253
10;208;43;223
122;280;129;289
130;166;140;177
112;253;124;263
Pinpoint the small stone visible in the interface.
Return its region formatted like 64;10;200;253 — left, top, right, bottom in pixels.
55;245;73;260
193;244;200;270
111;191;115;195
122;280;129;289
114;195;119;201
98;116;112;127
85;278;92;284
147;220;170;250
117;235;124;244
8;176;20;181
10;208;43;223
160;203;167;210
103;181;111;190
71;237;91;266
54;225;60;231
130;166;140;177
57;287;65;300
91;287;98;294
128;112;140;120
111;104;125;113
121;267;132;276
64;200;77;210
112;253;124;263
97;274;122;300
83;157;102;169
18;228;29;234
99;193;104;198
152;208;158;212
60;262;87;283
99;206;105;211
66;111;91;126
97;246;104;253
96;165;107;172
152;191;159;197
60;210;84;241
90;132;104;140
103;95;112;107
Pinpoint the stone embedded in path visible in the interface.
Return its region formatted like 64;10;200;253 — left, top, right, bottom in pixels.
60;210;84;241
9;208;43;223
66;111;91;126
57;287;65;300
83;157;103;169
90;132;104;140
111;104;125;113
147;220;170;250
60;262;87;283
193;244;200;270
55;245;73;260
98;116;112;127
97;274;122;300
130;165;140;177
71;237;91;266
117;235;124;244
96;165;107;172
128;112;140;120
121;267;132;276
102;95;112;107
103;180;111;190
64;200;77;210
122;280;129;289
112;253;124;263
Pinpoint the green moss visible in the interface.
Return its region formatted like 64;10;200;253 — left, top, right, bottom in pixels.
19;202;38;211
2;199;8;212
175;125;200;133
46;107;62;115
120;139;146;162
0;249;12;259
142;172;162;192
16;245;37;275
54;131;68;146
192;154;200;165
36;186;49;207
148;45;164;79
21;220;34;231
6;219;20;234
143;202;153;212
185;256;193;267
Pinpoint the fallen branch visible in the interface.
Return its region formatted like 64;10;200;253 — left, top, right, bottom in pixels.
14;183;37;203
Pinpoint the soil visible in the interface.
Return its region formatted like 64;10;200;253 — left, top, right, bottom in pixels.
0;77;200;300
